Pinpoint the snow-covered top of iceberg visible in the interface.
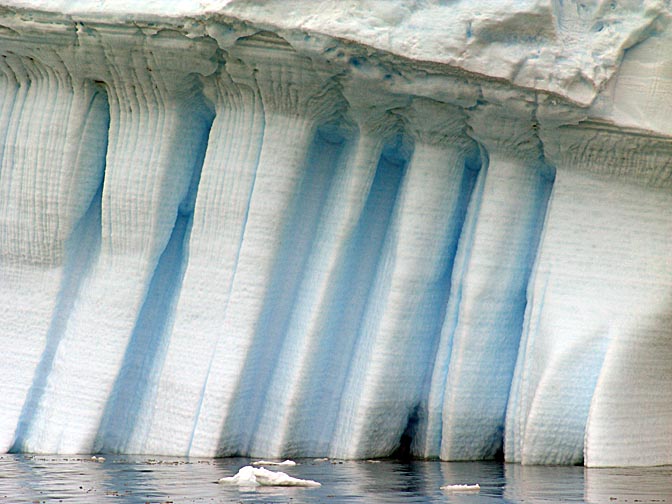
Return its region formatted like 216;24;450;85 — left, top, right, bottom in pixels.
0;0;669;105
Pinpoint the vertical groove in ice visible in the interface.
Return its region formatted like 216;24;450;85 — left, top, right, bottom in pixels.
186;33;345;457
248;82;405;457
243;128;346;455
425;100;554;462
330;98;478;459
141;59;265;456
0;50;109;452
96;94;213;454
13;184;104;452
14;31;217;454
414;150;486;459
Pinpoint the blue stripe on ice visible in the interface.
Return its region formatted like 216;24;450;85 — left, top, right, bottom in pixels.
219;128;348;455
95;105;213;454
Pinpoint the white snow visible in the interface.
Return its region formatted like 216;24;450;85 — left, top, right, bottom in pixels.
218;466;320;487
1;0;666;105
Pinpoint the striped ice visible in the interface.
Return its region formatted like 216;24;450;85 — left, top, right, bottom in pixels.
0;1;670;467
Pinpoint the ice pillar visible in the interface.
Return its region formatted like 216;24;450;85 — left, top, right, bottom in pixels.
136;58;265;456
183;33;344;457
0;51;108;452
249;84;405;457
508;122;672;465
416;96;553;461
16;30;216;453
330;98;478;459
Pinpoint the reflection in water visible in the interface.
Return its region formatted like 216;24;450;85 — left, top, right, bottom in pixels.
440;461;505;501
504;464;585;502
0;455;671;503
585;466;672;503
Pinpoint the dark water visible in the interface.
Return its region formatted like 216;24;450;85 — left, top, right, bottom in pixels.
1;455;671;503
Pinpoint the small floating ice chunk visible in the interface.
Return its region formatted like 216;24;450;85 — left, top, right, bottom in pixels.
91;456;105;463
252;459;297;466
219;466;258;487
441;483;480;492
219;466;321;487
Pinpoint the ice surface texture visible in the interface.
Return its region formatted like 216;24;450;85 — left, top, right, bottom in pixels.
0;3;670;467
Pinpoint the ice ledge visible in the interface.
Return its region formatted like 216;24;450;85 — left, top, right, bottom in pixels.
0;0;670;106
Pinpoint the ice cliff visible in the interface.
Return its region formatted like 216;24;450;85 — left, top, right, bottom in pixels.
0;0;670;467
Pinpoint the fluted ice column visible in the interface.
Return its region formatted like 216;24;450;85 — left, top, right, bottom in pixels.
539;125;672;467
508;124;672;465
138;59;265;456
185;34;344;457
415;98;553;461
249;84;404;457
17;32;216;453
330;98;477;459
0;53;109;452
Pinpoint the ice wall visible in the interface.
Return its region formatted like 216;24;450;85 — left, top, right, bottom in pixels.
0;2;670;467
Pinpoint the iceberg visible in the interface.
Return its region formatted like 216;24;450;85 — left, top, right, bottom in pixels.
0;0;670;468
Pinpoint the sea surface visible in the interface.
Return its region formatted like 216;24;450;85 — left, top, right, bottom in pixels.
1;454;671;503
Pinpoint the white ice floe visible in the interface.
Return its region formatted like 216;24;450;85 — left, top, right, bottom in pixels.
441;484;480;492
219;466;320;487
252;459;297;467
